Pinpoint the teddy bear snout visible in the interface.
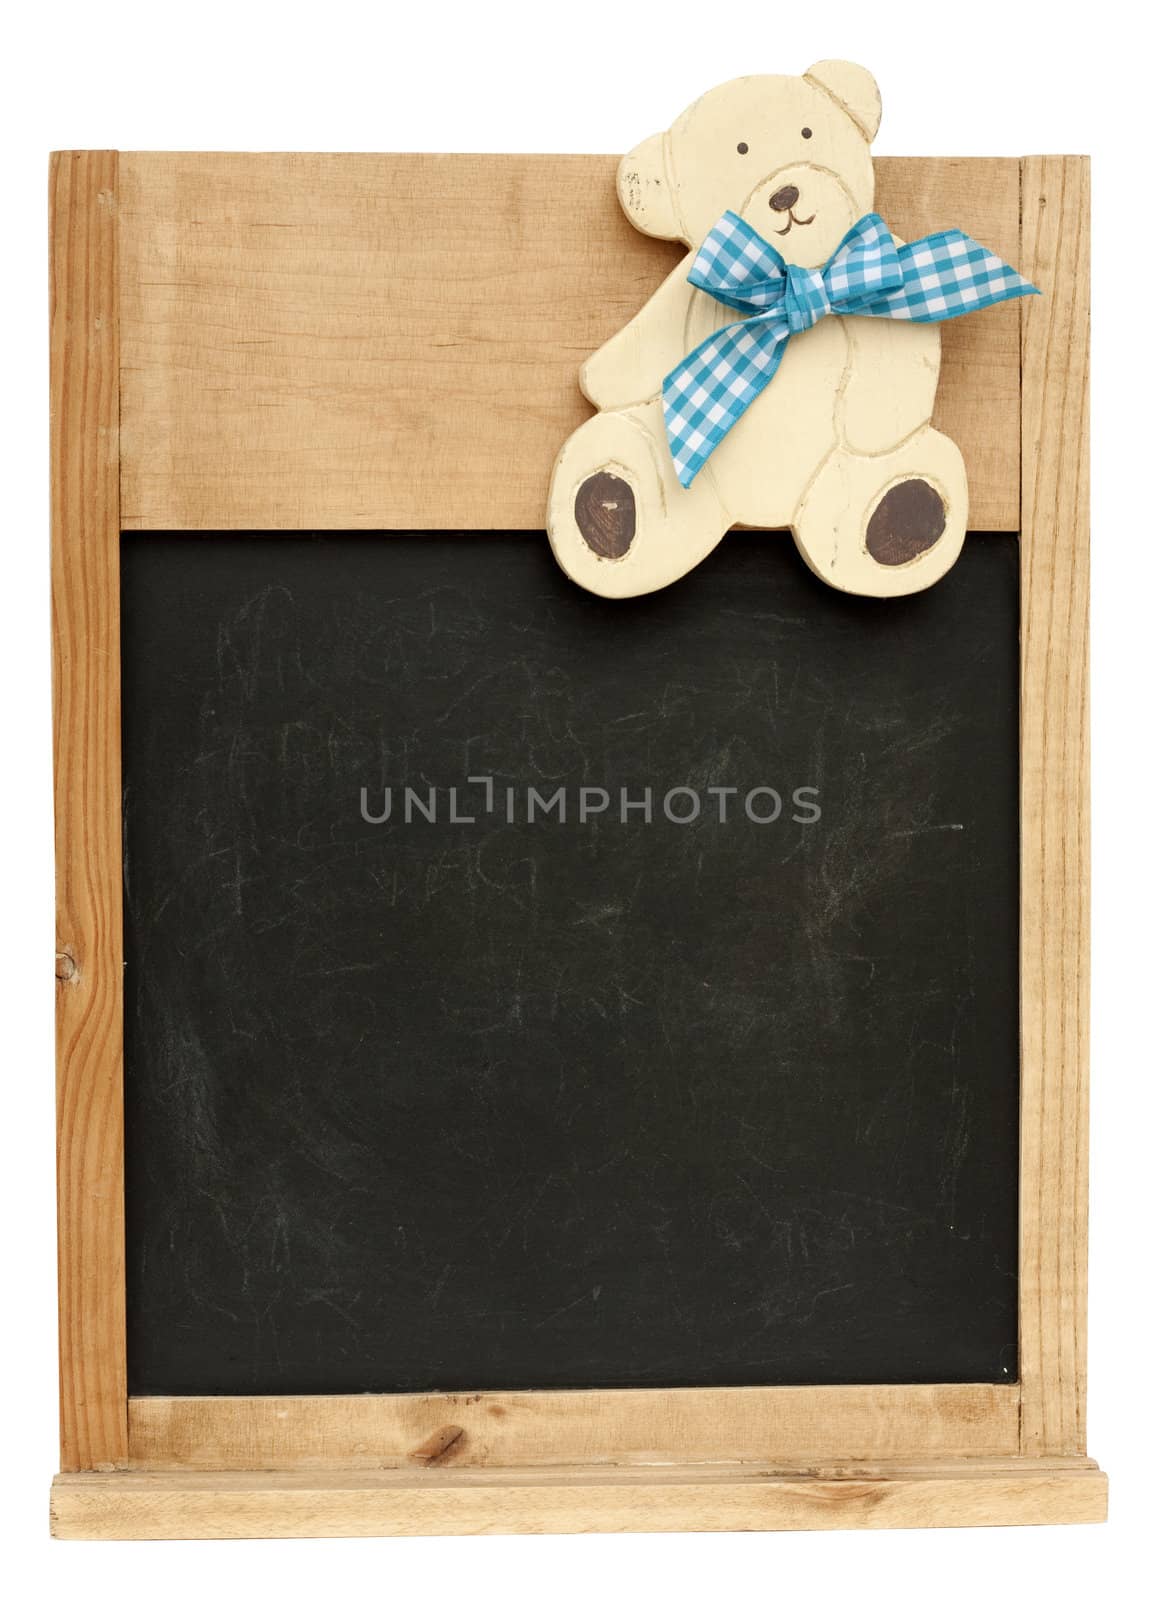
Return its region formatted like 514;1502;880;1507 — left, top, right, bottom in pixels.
769;183;801;213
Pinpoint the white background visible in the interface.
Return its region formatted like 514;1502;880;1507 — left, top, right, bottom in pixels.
3;2;1171;1593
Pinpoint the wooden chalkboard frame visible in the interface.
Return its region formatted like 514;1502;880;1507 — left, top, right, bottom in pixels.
48;150;1102;1536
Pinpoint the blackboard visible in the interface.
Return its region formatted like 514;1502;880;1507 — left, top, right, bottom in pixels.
121;529;1019;1396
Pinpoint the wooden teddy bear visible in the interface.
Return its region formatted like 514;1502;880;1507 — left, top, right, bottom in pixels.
547;62;969;600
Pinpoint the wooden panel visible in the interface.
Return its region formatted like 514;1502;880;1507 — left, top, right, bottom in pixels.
118;153;1020;534
1017;156;1091;1455
129;1384;1020;1471
880;157;1021;531
51;1459;1107;1539
50;151;128;1473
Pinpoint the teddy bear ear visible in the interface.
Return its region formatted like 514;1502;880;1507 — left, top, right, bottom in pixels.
616;132;684;241
804;59;882;143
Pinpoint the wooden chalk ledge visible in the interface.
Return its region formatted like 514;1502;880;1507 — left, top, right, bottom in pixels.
52;1459;1107;1539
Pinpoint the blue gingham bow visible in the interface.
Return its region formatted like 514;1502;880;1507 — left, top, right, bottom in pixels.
662;211;1038;487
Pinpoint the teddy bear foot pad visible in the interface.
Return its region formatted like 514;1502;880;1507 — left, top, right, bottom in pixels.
866;479;948;566
574;471;637;560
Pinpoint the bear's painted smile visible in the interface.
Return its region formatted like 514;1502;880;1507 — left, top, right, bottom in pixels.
775;209;816;237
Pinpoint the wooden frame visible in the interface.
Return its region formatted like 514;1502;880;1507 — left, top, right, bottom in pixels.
49;150;1102;1538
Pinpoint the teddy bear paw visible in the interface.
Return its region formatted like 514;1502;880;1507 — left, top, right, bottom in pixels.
865;479;947;567
574;472;637;560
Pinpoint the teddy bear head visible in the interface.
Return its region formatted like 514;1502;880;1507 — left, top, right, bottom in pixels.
617;62;880;269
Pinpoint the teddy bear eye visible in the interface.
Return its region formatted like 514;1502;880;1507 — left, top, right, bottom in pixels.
736;142;749;154
801;127;813;139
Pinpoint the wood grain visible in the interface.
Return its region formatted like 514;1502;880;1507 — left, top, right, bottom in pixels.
50;151;127;1474
128;1385;1020;1472
1017;156;1091;1455
51;1458;1107;1539
882;158;1022;525
118;154;1020;534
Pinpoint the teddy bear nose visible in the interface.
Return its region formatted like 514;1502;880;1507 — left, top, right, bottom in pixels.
769;184;801;213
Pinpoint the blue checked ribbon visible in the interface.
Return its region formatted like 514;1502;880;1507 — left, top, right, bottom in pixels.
662;211;1039;487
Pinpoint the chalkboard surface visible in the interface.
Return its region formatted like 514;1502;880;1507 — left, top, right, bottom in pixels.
122;531;1019;1395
